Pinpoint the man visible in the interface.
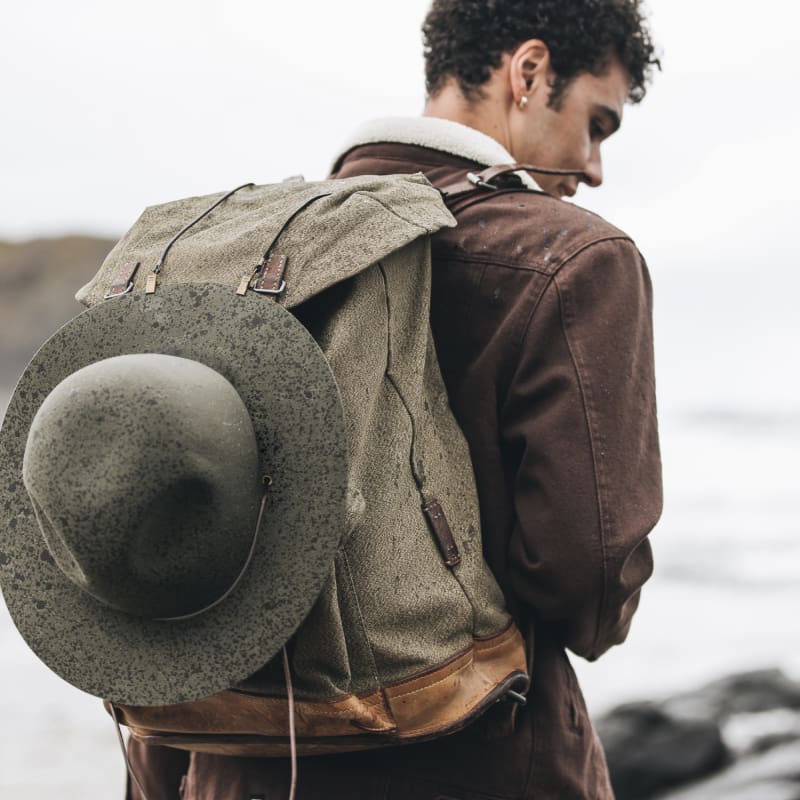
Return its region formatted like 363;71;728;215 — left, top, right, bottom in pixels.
130;1;662;797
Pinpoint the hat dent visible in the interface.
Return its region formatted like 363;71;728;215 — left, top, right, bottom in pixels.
23;353;263;619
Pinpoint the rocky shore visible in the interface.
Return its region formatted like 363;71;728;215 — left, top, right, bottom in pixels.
598;669;800;800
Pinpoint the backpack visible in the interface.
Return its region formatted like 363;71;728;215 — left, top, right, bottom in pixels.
75;172;529;756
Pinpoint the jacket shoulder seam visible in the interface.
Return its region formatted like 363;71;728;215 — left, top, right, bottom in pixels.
549;235;636;277
433;234;635;276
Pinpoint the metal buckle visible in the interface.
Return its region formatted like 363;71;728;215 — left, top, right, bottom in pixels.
251;279;287;296
505;690;528;707
103;281;134;300
467;172;499;191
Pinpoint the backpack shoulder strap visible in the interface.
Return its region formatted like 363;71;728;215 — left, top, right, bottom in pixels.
439;162;587;205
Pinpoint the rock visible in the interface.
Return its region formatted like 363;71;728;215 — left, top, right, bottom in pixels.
595;670;800;799
656;739;800;800
724;709;800;757
596;702;729;800
662;670;800;724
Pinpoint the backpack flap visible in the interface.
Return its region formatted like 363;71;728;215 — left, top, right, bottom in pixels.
76;174;456;309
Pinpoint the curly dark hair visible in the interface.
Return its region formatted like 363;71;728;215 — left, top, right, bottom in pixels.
422;0;659;107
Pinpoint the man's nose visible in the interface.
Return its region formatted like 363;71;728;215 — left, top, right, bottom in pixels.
583;149;603;188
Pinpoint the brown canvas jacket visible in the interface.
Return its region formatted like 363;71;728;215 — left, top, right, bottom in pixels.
332;139;661;657
129;126;662;800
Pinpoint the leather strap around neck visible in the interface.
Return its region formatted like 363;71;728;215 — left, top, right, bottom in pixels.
439;163;587;200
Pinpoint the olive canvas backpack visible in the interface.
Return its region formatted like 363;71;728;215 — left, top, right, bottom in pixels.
72;172;529;756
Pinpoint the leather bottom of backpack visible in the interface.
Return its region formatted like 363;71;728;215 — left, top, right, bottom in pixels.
128;670;529;757
117;624;530;757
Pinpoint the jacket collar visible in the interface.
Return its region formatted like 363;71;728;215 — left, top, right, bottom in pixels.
332;116;541;192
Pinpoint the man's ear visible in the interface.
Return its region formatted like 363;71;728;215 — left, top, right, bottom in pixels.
509;39;552;105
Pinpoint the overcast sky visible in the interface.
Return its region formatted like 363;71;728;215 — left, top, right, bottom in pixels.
1;0;798;280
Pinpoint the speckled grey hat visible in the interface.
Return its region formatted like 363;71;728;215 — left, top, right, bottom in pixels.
0;283;347;706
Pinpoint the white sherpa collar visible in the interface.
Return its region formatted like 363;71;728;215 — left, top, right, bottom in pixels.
332;116;541;192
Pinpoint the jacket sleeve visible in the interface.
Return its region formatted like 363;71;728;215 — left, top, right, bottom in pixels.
501;237;662;661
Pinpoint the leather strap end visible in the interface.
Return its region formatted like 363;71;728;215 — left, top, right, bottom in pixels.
104;261;140;300
422;499;461;568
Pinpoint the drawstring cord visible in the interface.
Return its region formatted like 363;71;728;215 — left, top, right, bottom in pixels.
282;645;298;800
111;646;298;800
156;478;271;622
109;479;274;800
153;183;255;275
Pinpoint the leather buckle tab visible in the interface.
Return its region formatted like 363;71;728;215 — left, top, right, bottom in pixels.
251;254;288;297
422;499;462;568
104;261;140;300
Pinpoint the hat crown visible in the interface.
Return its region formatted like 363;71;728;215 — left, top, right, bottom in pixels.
22;354;263;619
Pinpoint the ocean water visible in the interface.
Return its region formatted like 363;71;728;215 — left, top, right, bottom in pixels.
1;266;798;796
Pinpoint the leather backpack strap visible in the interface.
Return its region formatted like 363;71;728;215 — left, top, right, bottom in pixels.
439;162;587;201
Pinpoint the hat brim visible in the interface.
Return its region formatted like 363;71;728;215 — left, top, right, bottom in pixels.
0;284;347;706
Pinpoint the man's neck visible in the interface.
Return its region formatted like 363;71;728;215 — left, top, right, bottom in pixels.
423;83;513;156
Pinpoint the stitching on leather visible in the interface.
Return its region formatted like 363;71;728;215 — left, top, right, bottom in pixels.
293;706;385;722
387;622;516;697
473;635;518;655
388;654;475;699
473;619;516;643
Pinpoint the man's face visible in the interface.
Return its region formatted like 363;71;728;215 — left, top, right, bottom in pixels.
510;56;631;198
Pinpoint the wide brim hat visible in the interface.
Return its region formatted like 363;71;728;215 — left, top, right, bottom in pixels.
0;283;347;706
